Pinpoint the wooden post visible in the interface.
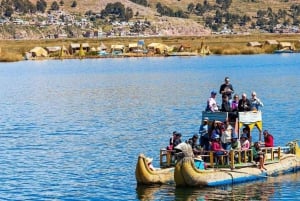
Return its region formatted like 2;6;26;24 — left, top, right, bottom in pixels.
210;151;214;168
230;150;235;169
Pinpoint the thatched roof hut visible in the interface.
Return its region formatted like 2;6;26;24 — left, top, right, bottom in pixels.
29;47;48;57
265;40;278;45
247;41;262;47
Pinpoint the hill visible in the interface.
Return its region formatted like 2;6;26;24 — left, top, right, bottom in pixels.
0;0;300;39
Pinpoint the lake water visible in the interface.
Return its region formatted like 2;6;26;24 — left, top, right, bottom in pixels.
0;54;300;200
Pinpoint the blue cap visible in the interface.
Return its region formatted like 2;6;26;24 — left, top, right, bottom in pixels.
211;90;217;95
212;134;220;139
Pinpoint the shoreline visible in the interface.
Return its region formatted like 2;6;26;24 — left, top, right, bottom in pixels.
1;33;300;62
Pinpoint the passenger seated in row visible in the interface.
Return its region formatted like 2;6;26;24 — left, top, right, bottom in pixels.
167;131;177;150
167;132;182;150
231;133;241;162
252;142;267;170
240;133;250;162
187;134;201;155
262;130;274;147
211;134;228;164
221;119;233;150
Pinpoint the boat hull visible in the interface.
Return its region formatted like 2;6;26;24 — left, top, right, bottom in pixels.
135;154;174;185
174;154;300;187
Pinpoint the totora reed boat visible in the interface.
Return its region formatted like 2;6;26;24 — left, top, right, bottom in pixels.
135;154;174;185
136;111;300;187
174;140;300;187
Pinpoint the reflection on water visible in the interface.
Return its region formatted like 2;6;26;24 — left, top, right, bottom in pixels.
136;172;300;200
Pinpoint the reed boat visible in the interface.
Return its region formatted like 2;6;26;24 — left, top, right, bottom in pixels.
174;111;300;187
174;141;300;187
135;154;174;185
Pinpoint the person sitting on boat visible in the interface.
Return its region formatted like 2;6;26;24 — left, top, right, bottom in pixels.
231;133;241;162
252;142;267;170
167;131;177;150
211;134;228;164
250;91;264;111
240;133;250;150
238;93;251;112
173;132;182;148
206;90;219;112
221;119;233;150
187;134;201;155
262;130;274;147
199;117;210;151
209;120;223;141
219;76;234;100
240;132;250;162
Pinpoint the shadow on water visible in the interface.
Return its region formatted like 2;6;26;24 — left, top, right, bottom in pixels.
136;173;300;201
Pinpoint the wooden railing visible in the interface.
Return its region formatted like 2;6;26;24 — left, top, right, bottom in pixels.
159;146;285;169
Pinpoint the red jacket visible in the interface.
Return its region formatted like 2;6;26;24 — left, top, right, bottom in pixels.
264;134;274;147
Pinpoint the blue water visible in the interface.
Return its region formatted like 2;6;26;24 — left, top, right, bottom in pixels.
0;54;300;200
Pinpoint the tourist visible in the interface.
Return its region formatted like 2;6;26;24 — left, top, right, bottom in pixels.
250;91;264;111
209;120;223;140
231;94;239;112
211;134;228;164
187;134;200;155
263;130;274;147
231;133;241;162
240;133;250;162
238;93;251;111
173;132;182;148
221;94;232;112
206;90;219;112
231;133;241;150
219;77;234;100
221;119;233;150
199;117;210;150
167;131;177;150
252;142;267;170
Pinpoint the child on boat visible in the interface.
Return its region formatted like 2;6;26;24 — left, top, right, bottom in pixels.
252;142;267;170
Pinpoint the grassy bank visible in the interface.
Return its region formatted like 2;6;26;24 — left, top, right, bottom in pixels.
1;33;300;62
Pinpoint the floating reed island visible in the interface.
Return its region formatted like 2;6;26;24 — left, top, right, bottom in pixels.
1;33;300;62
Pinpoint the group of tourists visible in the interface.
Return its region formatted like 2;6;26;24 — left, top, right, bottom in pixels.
206;77;264;113
165;77;274;170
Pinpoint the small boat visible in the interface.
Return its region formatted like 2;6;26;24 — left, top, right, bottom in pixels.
135;154;174;185
274;49;294;53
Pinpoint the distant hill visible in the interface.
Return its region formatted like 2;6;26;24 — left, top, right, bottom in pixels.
0;0;299;39
33;0;300;32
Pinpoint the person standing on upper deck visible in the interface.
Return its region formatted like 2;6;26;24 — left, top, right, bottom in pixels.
250;91;264;111
206;90;219;112
238;93;251;112
219;77;234;100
